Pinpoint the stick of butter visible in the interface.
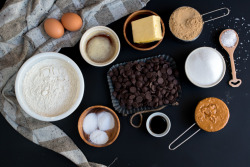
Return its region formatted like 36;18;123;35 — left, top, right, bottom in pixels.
131;15;163;43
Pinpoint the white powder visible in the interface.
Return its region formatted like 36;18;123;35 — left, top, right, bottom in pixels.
89;130;109;145
221;30;237;47
23;59;80;117
186;48;224;86
97;111;115;131
83;113;98;134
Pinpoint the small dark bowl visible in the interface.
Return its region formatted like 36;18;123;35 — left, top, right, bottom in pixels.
123;10;165;51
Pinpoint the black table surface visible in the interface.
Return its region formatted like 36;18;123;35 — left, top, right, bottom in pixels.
1;0;250;167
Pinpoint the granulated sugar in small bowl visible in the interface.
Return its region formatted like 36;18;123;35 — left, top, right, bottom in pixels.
15;52;84;121
185;47;226;88
78;105;120;147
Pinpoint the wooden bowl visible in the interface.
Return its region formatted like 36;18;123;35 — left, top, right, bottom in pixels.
78;105;120;147
123;10;165;51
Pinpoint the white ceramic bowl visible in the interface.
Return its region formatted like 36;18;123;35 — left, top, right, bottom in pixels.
146;112;171;137
79;26;120;67
185;47;226;88
15;52;84;122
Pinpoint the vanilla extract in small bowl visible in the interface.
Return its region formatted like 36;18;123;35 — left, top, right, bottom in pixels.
146;112;171;137
150;116;168;134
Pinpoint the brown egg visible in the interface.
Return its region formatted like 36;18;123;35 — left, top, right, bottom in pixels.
44;18;64;39
61;13;83;31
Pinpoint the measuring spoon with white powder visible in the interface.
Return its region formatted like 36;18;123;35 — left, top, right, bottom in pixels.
219;29;242;87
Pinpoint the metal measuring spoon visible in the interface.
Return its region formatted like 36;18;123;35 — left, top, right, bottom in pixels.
219;29;242;87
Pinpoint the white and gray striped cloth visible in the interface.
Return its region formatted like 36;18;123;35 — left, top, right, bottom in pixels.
0;0;149;166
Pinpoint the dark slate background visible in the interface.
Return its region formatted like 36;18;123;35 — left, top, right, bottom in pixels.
1;0;249;167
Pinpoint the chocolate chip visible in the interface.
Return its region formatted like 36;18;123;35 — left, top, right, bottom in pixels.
168;95;174;101
115;83;121;89
157;78;164;84
146;72;152;78
167;68;172;75
112;91;117;97
136;96;143;103
164;99;169;104
145;92;152;100
163;64;168;69
132;102;139;108
157;71;162;77
127;99;133;105
142;87;148;92
173;79;178;85
171;89;176;94
129;87;136;93
129;95;135;100
136;81;143;88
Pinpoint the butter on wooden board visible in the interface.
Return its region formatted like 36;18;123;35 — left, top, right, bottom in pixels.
131;15;163;43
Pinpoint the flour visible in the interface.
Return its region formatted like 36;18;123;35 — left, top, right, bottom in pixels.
23;59;80;117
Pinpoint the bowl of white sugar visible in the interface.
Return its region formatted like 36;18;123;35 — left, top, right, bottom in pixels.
185;47;226;88
15;52;84;121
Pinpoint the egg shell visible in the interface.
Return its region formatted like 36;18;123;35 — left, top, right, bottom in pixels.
44;18;64;39
61;13;83;31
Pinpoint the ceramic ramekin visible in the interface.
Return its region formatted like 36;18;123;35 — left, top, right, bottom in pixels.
146;112;171;137
79;26;120;67
15;52;84;122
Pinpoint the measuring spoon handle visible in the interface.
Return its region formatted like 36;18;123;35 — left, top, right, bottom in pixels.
228;52;237;80
168;123;201;150
228;52;242;87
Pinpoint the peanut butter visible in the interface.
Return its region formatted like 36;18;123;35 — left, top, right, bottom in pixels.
195;97;229;132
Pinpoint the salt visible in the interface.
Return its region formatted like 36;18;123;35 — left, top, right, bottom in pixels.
97;112;115;131
83;113;98;135
90;130;109;145
221;30;237;47
185;47;225;87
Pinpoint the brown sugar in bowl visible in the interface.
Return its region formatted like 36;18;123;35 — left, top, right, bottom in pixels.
123;10;165;51
195;97;230;132
78;105;120;147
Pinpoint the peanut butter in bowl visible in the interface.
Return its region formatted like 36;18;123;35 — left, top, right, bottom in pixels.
195;97;230;132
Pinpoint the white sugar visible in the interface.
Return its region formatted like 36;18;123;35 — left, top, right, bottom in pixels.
221;30;237;47
90;130;109;145
97;111;115;131
83;113;98;135
186;48;224;86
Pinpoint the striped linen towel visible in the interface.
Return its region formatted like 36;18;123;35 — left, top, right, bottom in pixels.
0;0;149;166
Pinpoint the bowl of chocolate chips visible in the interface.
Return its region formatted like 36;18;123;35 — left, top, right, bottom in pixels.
107;55;181;115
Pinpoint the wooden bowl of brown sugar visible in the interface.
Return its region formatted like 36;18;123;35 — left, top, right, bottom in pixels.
78;105;120;147
123;10;165;51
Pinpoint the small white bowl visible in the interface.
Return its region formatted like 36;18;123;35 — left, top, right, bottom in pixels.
146;112;171;137
185;47;226;88
15;52;84;122
79;26;120;67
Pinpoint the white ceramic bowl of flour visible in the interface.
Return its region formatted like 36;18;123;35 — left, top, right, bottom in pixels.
185;47;226;88
15;52;84;121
